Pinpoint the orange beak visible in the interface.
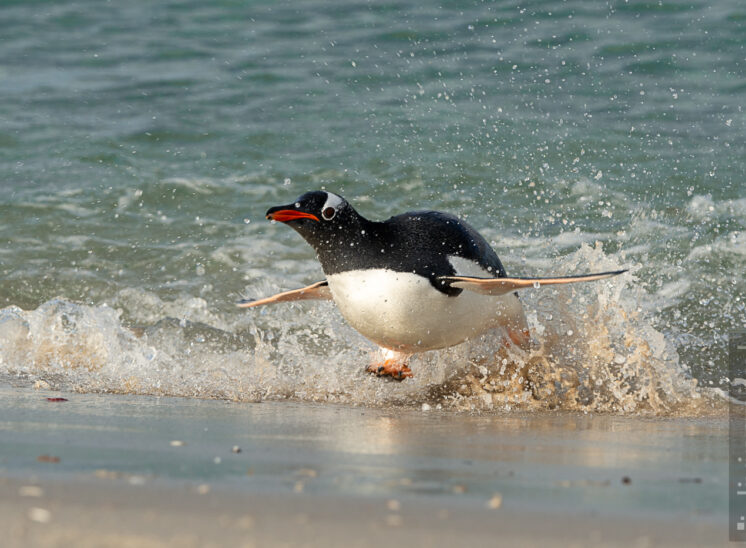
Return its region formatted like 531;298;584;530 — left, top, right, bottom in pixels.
266;209;320;222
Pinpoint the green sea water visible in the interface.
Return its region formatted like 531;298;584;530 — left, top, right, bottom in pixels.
0;0;743;413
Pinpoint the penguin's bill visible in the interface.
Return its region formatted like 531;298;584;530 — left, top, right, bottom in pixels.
266;209;320;222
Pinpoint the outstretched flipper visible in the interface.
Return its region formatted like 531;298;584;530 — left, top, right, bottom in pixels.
438;269;627;296
237;280;332;308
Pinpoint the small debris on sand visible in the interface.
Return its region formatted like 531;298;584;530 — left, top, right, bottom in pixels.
487;493;503;509
93;469;122;480
296;468;318;478
46;397;68;402
27;507;51;524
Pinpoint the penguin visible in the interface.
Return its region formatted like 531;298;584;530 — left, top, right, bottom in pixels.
239;190;626;379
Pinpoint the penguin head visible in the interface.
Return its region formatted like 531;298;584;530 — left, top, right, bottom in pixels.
266;190;361;248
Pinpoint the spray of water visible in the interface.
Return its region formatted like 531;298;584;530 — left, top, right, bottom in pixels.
0;244;722;416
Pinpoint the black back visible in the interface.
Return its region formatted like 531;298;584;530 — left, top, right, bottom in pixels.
267;191;507;297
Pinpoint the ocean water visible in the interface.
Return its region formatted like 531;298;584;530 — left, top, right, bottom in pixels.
0;0;743;414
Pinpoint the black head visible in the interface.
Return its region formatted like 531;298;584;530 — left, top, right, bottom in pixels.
265;190;365;253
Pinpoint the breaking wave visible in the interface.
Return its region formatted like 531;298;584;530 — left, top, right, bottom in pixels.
0;244;723;416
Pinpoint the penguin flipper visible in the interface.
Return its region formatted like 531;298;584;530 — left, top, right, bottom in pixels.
438;269;627;296
237;280;332;308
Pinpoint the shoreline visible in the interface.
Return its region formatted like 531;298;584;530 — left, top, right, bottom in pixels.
6;372;728;418
1;385;730;547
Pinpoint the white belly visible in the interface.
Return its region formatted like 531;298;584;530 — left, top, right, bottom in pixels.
326;268;526;353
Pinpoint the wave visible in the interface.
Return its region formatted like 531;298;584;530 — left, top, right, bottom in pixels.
0;244;722;416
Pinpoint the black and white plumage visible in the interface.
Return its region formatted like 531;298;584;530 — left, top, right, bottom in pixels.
239;190;626;378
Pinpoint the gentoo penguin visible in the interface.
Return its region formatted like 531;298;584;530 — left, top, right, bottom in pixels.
239;190;626;379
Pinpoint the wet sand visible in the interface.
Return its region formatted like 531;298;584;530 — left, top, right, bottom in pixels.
0;385;729;547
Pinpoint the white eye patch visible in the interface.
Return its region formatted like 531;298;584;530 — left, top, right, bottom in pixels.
321;192;345;220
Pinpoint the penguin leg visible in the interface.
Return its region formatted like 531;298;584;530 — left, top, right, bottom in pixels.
366;349;413;380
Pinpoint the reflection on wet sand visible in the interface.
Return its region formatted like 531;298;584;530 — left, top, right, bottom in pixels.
2;386;726;520
241;401;725;514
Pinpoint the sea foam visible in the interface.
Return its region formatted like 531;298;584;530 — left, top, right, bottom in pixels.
0;244;719;416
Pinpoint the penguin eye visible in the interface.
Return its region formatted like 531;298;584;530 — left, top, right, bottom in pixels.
322;206;336;220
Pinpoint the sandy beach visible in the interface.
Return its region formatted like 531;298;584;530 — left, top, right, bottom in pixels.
1;385;728;547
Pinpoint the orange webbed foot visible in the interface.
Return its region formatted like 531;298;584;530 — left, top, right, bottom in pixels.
366;359;413;381
504;327;531;350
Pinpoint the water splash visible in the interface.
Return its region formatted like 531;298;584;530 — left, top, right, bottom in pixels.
0;245;722;416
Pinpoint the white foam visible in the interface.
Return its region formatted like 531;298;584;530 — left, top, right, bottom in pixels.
0;245;719;415
687;194;746;223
